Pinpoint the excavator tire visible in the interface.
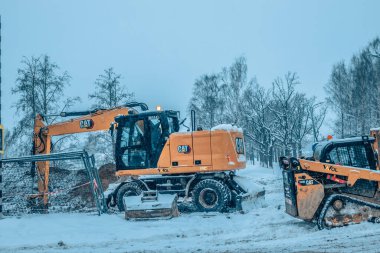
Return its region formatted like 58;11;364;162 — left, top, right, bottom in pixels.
116;182;143;211
192;179;231;212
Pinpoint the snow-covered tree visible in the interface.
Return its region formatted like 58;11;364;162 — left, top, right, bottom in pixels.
8;55;74;156
89;68;134;109
220;56;248;126
188;73;224;129
188;58;326;167
325;37;380;138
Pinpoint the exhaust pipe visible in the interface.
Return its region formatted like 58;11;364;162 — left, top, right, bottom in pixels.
191;110;196;132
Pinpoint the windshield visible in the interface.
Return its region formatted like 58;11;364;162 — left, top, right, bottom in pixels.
328;145;370;169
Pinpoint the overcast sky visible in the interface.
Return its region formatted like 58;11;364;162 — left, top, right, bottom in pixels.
1;0;380;129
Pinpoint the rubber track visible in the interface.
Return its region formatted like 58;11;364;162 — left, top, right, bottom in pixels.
317;194;380;230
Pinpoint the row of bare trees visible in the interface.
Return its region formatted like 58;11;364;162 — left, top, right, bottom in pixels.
7;55;133;164
325;37;380;138
188;57;327;167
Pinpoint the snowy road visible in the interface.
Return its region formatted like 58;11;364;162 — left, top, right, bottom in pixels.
1;165;380;253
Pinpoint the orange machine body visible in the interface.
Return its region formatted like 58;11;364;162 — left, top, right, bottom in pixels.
33;105;246;208
116;129;246;176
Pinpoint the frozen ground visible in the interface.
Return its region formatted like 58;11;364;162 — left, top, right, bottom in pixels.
1;164;380;253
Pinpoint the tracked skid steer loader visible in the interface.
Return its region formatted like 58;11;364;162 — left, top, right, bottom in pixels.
280;129;380;229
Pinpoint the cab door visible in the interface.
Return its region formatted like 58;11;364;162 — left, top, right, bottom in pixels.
116;118;149;170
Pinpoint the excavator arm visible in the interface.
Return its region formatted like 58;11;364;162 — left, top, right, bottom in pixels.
32;102;148;208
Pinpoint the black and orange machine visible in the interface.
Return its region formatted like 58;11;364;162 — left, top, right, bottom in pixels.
280;129;380;229
27;102;264;218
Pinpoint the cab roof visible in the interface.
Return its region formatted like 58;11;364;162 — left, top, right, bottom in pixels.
313;136;375;162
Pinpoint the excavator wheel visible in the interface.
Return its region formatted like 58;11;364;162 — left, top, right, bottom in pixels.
191;179;231;212
116;182;144;211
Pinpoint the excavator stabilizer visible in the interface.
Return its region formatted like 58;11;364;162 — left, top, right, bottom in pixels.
124;191;179;220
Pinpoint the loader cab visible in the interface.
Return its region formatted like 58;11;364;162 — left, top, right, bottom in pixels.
115;110;180;171
313;136;377;170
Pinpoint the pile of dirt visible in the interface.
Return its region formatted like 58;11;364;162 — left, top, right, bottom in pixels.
98;163;118;190
69;163;117;203
3;162;118;215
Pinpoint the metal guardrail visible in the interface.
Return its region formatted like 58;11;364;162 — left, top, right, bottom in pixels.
1;150;107;215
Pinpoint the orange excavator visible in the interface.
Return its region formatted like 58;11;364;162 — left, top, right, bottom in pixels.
32;102;264;218
280;129;380;229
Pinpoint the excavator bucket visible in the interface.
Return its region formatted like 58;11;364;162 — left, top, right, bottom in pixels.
124;191;179;220
233;176;265;213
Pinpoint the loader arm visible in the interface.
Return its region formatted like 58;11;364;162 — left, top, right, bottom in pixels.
299;159;380;187
33;103;148;208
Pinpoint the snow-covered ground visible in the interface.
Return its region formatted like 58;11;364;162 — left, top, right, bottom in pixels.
1;164;380;253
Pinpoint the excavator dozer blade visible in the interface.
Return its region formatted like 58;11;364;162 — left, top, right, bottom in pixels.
124;192;179;220
233;176;265;213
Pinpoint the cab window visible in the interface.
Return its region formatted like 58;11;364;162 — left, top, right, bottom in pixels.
327;145;370;169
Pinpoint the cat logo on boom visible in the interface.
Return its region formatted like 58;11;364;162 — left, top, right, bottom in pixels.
80;119;94;129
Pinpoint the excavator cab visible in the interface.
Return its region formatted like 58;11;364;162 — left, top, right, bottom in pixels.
115;110;180;170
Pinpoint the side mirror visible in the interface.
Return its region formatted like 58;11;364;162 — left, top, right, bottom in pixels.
179;118;190;132
179;118;187;126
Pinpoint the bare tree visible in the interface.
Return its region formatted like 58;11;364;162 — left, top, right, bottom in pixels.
325;37;380;139
291;94;313;156
9;55;74;156
369;37;380;58
220;56;248;126
308;97;327;142
13;56;40;124
270;72;300;156
89;67;134;109
241;81;275;167
188;60;325;166
325;61;352;138
188;73;224;129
